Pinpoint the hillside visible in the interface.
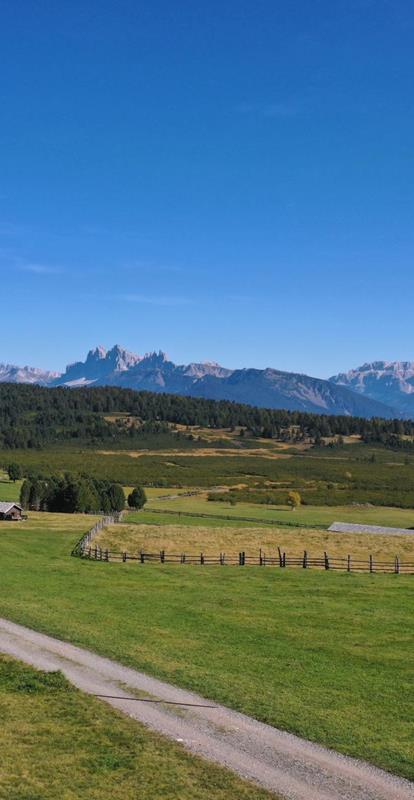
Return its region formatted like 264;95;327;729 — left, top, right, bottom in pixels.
1;344;398;418
0;382;411;450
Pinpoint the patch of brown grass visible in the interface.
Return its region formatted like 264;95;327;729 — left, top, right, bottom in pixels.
94;522;414;562
97;448;292;460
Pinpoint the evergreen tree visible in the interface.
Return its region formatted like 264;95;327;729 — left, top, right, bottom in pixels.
108;483;126;512
7;462;22;482
20;479;31;509
29;480;44;511
128;486;147;509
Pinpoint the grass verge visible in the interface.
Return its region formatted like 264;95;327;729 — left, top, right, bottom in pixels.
0;655;272;800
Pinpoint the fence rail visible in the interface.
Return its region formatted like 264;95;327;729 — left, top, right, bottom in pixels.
72;529;414;574
70;513;123;557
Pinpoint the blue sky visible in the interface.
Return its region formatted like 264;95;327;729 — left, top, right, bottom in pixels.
1;0;413;377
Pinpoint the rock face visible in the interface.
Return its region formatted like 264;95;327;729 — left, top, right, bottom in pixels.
60;345;142;386
0;364;59;385
0;346;401;417
50;346;396;417
330;362;414;416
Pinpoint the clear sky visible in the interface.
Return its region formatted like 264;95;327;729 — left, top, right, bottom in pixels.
1;0;413;377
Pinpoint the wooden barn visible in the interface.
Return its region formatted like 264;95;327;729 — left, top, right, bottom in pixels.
0;502;23;521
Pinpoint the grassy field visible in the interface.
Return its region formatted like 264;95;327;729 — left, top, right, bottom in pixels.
139;493;414;530
0;472;21;502
0;655;272;800
0;513;413;779
96;521;414;562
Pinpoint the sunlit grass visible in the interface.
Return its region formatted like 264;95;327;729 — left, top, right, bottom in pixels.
96;521;414;563
0;512;413;778
144;493;414;529
0;472;21;502
0;655;272;800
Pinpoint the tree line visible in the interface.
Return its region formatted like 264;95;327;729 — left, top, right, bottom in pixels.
19;473;146;514
0;382;412;450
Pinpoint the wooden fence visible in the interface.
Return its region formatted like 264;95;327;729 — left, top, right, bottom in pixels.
73;533;414;574
71;513;122;557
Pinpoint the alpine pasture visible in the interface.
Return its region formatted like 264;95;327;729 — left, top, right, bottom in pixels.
1;391;414;792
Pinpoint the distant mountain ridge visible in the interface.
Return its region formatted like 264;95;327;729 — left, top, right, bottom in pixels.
0;363;59;385
0;344;400;418
330;361;414;416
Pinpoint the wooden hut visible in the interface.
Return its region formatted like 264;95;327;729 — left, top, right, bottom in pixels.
0;502;23;521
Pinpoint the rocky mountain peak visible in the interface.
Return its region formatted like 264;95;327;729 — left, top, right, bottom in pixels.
86;345;107;362
330;361;414;415
140;350;170;365
106;344;142;371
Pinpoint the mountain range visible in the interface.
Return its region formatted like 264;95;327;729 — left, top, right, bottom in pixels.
330;362;414;417
0;345;411;419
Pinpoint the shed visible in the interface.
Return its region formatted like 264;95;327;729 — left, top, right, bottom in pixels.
0;502;23;521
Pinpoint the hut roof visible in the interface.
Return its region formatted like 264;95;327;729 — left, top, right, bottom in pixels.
0;502;22;514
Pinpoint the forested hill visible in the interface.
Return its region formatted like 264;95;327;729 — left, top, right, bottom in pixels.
0;383;412;451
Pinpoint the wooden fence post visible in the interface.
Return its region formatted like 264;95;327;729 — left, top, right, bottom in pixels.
200;552;204;565
324;552;329;570
123;551;127;563
369;554;373;573
395;556;400;574
282;552;286;568
277;546;283;567
303;550;308;569
259;548;263;566
347;554;351;572
105;549;109;562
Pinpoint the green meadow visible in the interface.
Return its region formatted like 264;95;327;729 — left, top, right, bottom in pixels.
0;513;413;780
140;492;414;529
0;655;272;800
0;472;21;502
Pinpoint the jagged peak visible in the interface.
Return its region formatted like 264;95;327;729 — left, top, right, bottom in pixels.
141;350;170;363
86;345;107;361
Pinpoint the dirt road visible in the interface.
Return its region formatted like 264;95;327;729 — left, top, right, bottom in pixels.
0;617;413;800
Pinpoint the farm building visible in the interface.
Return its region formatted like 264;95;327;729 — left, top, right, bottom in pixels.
0;502;23;521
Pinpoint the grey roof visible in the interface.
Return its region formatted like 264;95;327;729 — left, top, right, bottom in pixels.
0;502;22;513
329;522;414;536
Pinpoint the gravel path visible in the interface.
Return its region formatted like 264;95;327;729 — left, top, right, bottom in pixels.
0;617;413;800
329;522;414;535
